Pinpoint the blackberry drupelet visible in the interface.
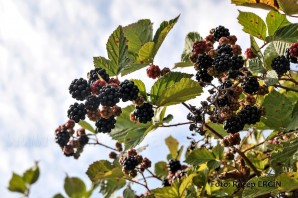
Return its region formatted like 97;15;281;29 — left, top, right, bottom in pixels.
230;55;244;70
168;159;181;173
88;68;110;84
162;179;171;187
238;105;261;124
85;95;100;111
285;48;298;63
195;53;213;70
95;116;116;133
123;156;139;171
67;102;87;123
69;78;91;101
212;26;230;41
78;135;89;146
217;44;232;55
224;116;244;134
98;85;120;107
271;55;290;76
241;76;259;94
213;54;232;72
119;80;139;102
55;130;70;148
133;102;154;123
195;69;213;83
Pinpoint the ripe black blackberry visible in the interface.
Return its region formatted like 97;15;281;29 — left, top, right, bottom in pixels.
213;54;232;72
217;44;232;55
78;135;89;146
168;159;182;173
119;80;139;102
162;179;171;187
88;68;110;84
67;103;87;123
217;96;229;107
55;130;70;148
224;116;244;134
227;70;243;79
221;80;233;89
69;78;91;101
285;48;298;63
271;55;290;76
212;26;230;41
95;116;116;133
98;85;120;107
195;53;213;70
195;69;213;83
238;105;261;125
123;156;139;171
133;102;154;123
85;95;100;111
241;76;259;94
230;55;244;70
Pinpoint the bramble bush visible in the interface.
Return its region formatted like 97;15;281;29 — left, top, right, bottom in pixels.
8;1;298;197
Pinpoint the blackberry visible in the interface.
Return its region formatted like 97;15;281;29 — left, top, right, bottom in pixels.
119;80;139;102
217;44;232;55
192;40;207;55
90;80;106;95
67;103;87;123
195;53;213;70
168;159;181;173
123;156;139;171
146;64;161;79
224;116;244;134
221;80;233;89
162;179;171;187
85;95;100;111
285;48;298;63
212;26;230;41
271;55;290;76
95;116;116;133
227;70;243;79
245;48;257;59
88;68;110;84
69;78;91;101
230;55;244;70
289;42;298;57
78;135;89;146
55;130;70;148
195;69;213;83
213;54;232;72
98;86;120;107
241;76;259;94
133;103;154;123
217;96;229;107
238;105;261;125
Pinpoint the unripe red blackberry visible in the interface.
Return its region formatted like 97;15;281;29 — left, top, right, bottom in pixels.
271;55;290;76
86;109;101;121
95;116;116;133
69;78;91;101
195;53;213;70
112;105;122;117
108;78;120;86
133;103;154;123
192;40;207;55
285;48;298;63
146;64;161;79
245;48;257;59
127;148;137;156
224;116;244;134
63;145;74;157
161;67;171;76
212;26;230;41
90;80;106;95
129;170;138;178
115;142;123;152
88;67;110;84
219;37;230;45
67;102;87;123
78;134;89;146
231;44;242;55
257;85;269;95
119;80;139;102
141;157;152;169
100;106;113;119
168;159;182;173
245;95;256;105
133;95;145;106
85;95;100;111
208;49;218;58
228;35;237;45
241;76;259;95
196;69;213;83
109;151;117;159
205;34;215;43
238;105;261;125
213;54;232;72
98;85;120;107
130;112;138;123
76;128;85;136
289;42;298;57
65;120;75;129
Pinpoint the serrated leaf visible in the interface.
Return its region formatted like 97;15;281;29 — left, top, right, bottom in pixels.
130;79;147;100
23;162;39;185
265;70;278;86
165;136;179;158
212;144;224;160
179;174;196;196
123;185;136;198
8;173;27;193
277;0;298;15
181;32;202;62
266;24;298;43
121;63;148;76
231;0;279;10
261;90;293;129
237;11;267;40
78;120;95;133
150;72;192;103
106;26;130;76
242;176;277;198
248;58;266;74
286;101;298;131
93;57;114;76
185;148;215;166
53;194;65;198
276;172;298;192
154;161;168;178
207;160;221;170
204;121;229;139
152;187;179;198
99;179;126;198
173;61;193;69
155;78;202;107
250;36;263;59
136;41;155;64
266;10;291;36
64;177;87;198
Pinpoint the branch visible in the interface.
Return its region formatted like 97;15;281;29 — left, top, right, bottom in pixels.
243;140;267;153
274;84;298;93
161;121;193;127
146;169;162;181
139;171;151;192
203;123;224;139
279;77;298;85
259;42;268;49
87;142;118;152
125;177;150;191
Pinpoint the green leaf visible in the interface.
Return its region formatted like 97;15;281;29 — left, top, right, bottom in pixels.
163;114;174;123
23;161;39;185
64;176;86;198
261;90;293;129
242;175;277;198
155;78;203;107
154;161;168;178
8;173;27;193
185;148;215;166
152;187;179;198
286;101;298;131
152;15;180;58
266;10;291;36
250;36;263;59
130;79;147;100
179;174;196;196
264;70;278;86
150;72;192;103
99;179;126;198
264;42;279;69
266;24;298;43
176;146;184;161
121;63;148;76
106;26;130;76
207;160;221;170
123;19;153;55
248;58;265;74
123;185;136;198
136;41;155;64
93;57;114;77
53;194;65;198
237;11;267;40
204;121;229;139
86;160;123;182
212;143;224;160
78;120;95;133
180;32;202;62
277;0;298;15
276;172;298;192
173;61;193;69
165;136;179;158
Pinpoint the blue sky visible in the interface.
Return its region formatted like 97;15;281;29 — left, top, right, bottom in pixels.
0;0;268;197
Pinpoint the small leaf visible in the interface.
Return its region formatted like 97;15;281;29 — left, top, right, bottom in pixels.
276;172;298;192
242;175;277;198
231;0;279;10
185;148;215;166
130;79;147;100
8;173;27;193
78;120;96;133
123;185;136;198
93;57;114;76
179;174;196;196
180;32;202;62
286;101;298;131
237;10;267;40
64;176;87;198
121;63;148;76
23;161;39;185
248;58;266;74
53;194;65;198
86;160;123;182
212;144;224;160
165;136;179;158
163;114;174;123
99;179;126;198
266;10;290;36
264;70;278;86
173;61;193;69
277;0;298;15
266;23;298;43
154;161;168;178
250;36;263;59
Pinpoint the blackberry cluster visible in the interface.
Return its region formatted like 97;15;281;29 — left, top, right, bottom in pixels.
85;95;100;111
67;103;87;123
168;159;182;173
88;68;110;84
271;55;290;76
133;102;154;123
241;76;259;95
119;80;139;102
224;116;244;134
212;25;230;41
238;105;261;125
98;85;120;107
122;155;139;171
69;78;91;101
95;116;116;133
222;133;241;147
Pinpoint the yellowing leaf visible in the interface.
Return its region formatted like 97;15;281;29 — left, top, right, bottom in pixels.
231;0;279;10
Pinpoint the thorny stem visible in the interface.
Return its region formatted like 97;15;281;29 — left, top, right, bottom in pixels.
139;171;151;192
161;121;193;127
87;142;118;152
274;84;298;92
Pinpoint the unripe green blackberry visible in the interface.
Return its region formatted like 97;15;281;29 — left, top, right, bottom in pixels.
88;68;110;84
95;116;116;133
212;26;230;41
69;78;91;101
98;85;120;107
271;55;290;76
133;103;154;123
85;95;100;111
238;105;261;125
241;76;259;95
119;80;139;102
67;103;87;123
224;116;244;134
